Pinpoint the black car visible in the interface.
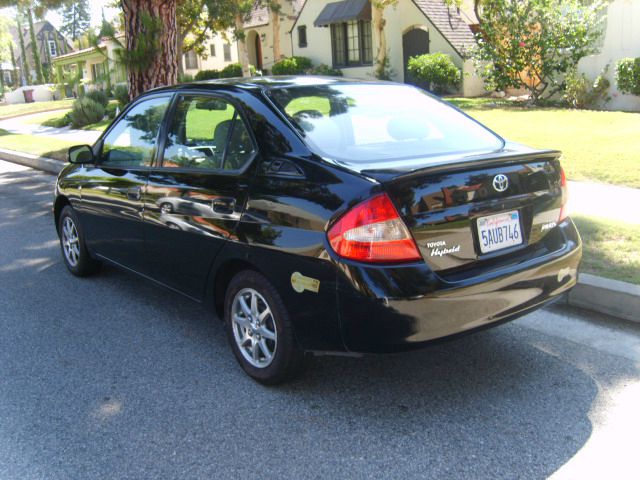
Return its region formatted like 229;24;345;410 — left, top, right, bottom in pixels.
54;77;581;384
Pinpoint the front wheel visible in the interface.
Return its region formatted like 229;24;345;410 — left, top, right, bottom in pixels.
224;270;307;384
58;205;101;276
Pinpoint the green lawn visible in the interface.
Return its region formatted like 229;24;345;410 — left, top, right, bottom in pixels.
447;98;640;188
0;99;76;119
0;129;73;161
572;215;640;285
23;109;72;126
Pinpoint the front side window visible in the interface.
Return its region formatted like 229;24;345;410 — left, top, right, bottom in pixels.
223;43;232;62
210;44;216;57
330;20;372;67
101;96;171;167
161;95;255;171
270;84;503;165
48;40;57;57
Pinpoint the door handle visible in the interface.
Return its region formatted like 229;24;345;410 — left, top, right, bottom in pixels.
211;197;236;214
127;187;142;201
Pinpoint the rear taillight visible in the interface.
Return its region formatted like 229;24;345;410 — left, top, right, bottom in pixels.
559;166;569;222
327;193;421;263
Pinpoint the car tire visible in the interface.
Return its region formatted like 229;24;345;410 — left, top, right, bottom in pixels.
58;205;101;277
224;270;307;385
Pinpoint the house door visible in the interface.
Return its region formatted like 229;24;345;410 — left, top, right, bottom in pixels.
402;28;430;86
254;34;263;71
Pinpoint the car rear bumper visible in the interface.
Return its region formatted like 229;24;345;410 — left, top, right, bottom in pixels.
336;219;582;353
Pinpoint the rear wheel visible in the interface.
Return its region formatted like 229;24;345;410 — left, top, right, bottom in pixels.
58;205;101;276
224;270;307;384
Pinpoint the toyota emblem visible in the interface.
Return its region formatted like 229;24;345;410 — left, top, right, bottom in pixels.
492;174;509;192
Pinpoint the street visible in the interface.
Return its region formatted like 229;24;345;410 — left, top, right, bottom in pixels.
1;160;639;479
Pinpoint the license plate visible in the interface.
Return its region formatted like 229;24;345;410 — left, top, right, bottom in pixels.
477;211;523;254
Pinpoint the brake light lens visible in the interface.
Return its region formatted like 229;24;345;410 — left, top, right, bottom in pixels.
327;193;422;263
559;166;569;221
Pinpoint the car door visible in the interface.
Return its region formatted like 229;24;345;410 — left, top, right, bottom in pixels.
143;93;258;298
79;94;172;272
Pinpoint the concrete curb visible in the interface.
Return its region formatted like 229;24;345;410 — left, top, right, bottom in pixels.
0;147;64;174
1;151;638;324
568;273;639;323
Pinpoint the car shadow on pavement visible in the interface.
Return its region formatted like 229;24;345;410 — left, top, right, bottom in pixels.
50;264;605;478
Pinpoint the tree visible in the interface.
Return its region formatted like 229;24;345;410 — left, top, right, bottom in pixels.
25;4;45;84
267;0;282;62
58;0;90;41
120;0;178;99
15;7;29;85
447;0;606;102
205;0;256;77
371;0;398;80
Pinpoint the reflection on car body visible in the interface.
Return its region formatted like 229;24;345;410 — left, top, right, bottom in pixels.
54;77;581;384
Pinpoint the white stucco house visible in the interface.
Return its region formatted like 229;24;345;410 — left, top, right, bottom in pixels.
578;0;640;112
243;0;306;72
289;0;485;96
182;31;240;76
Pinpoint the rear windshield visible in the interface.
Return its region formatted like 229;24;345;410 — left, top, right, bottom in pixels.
268;83;504;164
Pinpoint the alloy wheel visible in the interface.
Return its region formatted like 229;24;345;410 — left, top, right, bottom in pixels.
231;288;278;368
61;216;80;267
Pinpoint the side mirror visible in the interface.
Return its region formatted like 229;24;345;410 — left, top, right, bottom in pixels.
68;145;95;164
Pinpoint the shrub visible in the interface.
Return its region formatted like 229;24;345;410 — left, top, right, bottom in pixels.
306;63;343;76
113;84;129;108
220;63;243;78
616;57;640;96
407;53;461;94
105;102;119;119
42;112;72;128
69;97;105;128
272;56;313;75
563;66;610;109
178;72;194;83
195;69;220;81
85;89;109;108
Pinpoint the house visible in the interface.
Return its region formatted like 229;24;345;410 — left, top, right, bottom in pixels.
52;35;127;97
289;0;485;96
578;0;640;112
182;31;240;76
244;0;306;72
9;20;73;85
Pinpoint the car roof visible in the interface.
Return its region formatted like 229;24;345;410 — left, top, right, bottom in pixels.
146;75;388;95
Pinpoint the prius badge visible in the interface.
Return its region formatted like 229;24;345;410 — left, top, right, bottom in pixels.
492;174;509;192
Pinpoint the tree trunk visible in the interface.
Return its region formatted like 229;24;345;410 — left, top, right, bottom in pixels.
270;4;281;62
122;0;178;100
10;45;18;86
235;14;251;77
372;3;387;79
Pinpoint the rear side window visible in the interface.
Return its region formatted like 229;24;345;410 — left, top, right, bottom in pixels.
269;84;504;165
161;95;255;171
101;96;171;167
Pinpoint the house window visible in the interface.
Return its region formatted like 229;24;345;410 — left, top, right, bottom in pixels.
330;20;372;68
210;44;216;57
184;50;198;70
298;25;307;48
223;43;232;62
48;40;57;57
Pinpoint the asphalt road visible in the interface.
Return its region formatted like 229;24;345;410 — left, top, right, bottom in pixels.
1;160;639;479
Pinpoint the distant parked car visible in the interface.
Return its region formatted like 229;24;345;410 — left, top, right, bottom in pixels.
54;77;582;384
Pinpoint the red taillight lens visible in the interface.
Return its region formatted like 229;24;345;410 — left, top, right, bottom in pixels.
559;166;569;221
327;193;422;263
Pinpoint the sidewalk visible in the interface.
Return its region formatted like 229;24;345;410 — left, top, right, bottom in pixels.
0;110;101;145
568;181;640;225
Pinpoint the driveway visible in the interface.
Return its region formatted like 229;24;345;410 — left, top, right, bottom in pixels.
1;160;639;479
